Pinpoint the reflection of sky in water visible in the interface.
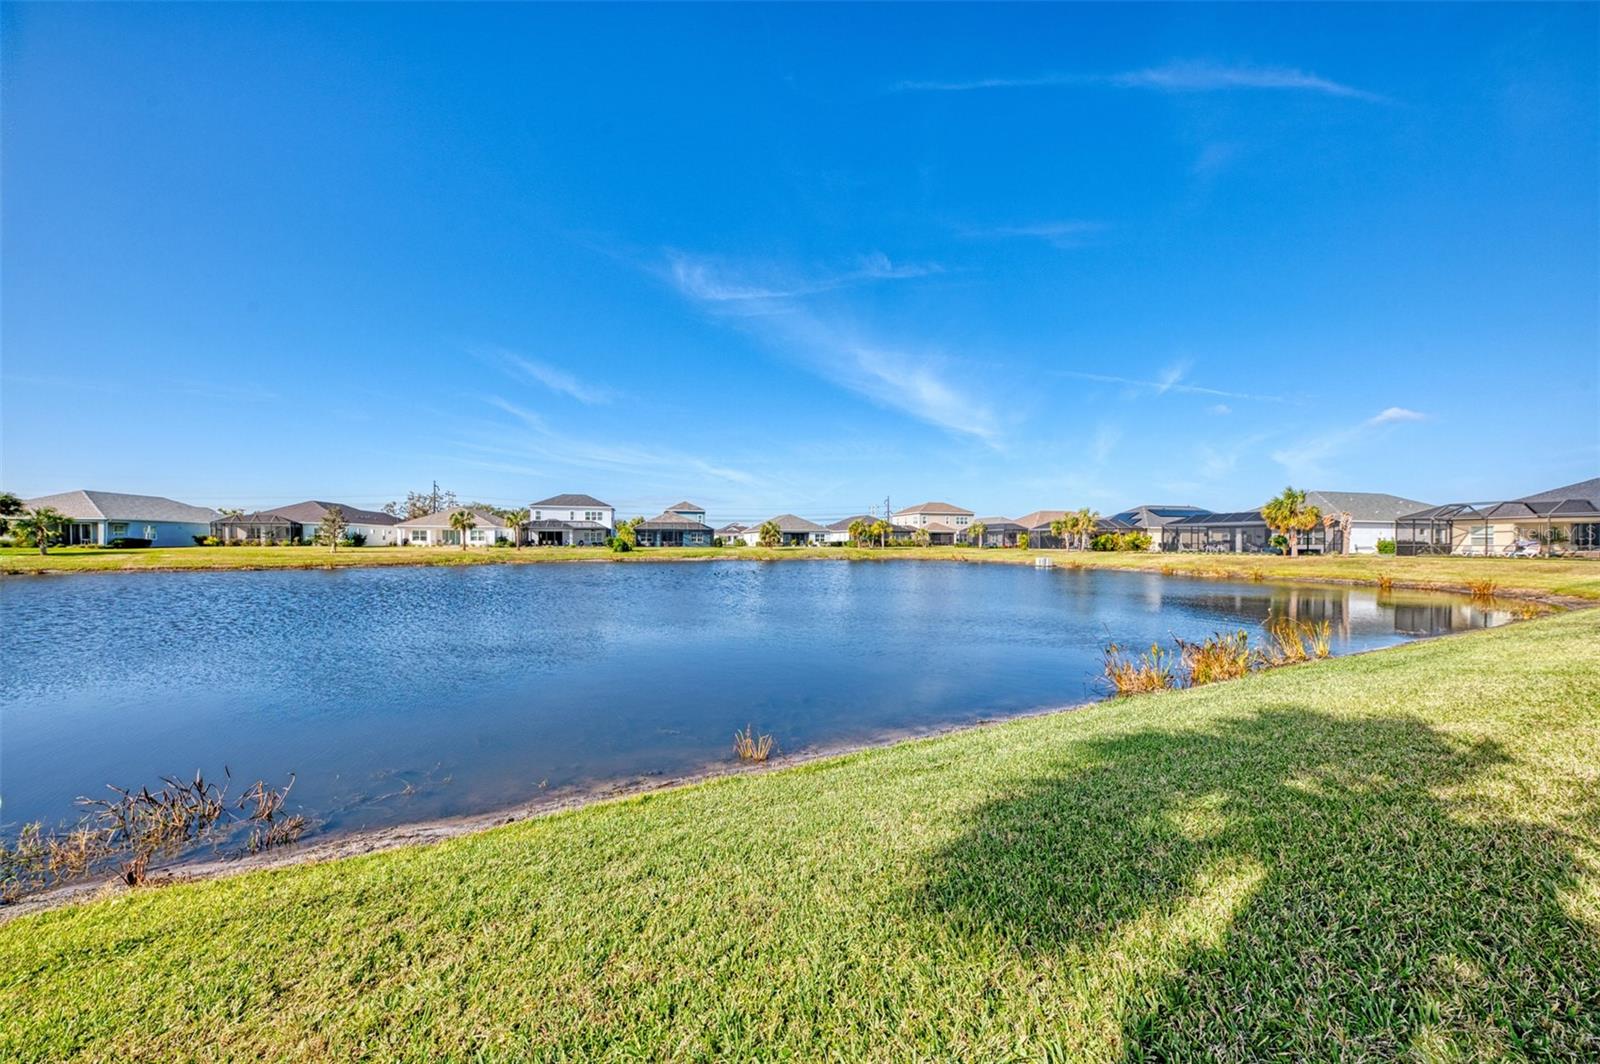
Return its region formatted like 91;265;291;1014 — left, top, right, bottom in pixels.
0;563;1511;836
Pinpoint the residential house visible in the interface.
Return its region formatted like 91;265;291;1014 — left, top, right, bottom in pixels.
1395;477;1600;557
527;493;614;546
1161;511;1279;554
1106;505;1210;550
213;500;400;545
740;514;829;546
971;517;1027;547
635;501;713;547
1014;509;1070;549
824;515;915;545
21;490;217;546
892;501;974;545
716;522;749;544
394;508;516;547
1303;491;1432;554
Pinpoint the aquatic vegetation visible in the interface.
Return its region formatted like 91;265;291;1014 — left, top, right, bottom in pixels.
1177;630;1254;686
1102;642;1178;694
733;726;775;762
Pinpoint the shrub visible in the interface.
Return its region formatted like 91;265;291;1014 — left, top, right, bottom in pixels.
1091;531;1152;552
107;538;153;549
733;725;775;762
341;531;368;548
1102;642;1178;694
490;538;513;549
609;538;632;553
1177;630;1254;686
1376;538;1397;555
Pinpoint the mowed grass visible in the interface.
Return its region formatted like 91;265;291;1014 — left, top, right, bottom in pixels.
4;544;1597;600
3;611;1597;1060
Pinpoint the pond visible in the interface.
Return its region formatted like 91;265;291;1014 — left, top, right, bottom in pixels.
0;562;1513;840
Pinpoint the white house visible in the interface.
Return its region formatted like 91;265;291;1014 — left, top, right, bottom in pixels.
1304;491;1433;554
527;493;614;546
892;501;974;545
393;508;516;547
740;514;829;546
22;490;218;546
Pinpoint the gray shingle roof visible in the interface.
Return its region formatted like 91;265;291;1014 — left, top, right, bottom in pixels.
894;501;974;516
268;500;399;526
395;507;509;529
665;501;704;513
1305;491;1433;523
716;522;748;535
826;514;882;531
1518;477;1600;504
758;514;827;533
531;493;611;509
637;512;712;531
1014;509;1070;530
23;490;218;523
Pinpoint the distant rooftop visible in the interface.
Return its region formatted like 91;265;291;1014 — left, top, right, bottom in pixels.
22;490;217;524
531;493;611;509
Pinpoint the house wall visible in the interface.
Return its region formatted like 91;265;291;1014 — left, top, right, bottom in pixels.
1347;521;1392;554
532;505;614;530
101;519;212;546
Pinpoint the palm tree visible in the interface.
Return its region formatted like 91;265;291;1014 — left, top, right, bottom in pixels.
912;527;931;548
966;520;987;548
500;508;528;549
870;519;891;548
13;506;66;555
847;518;868;547
757;520;782;548
1049;516;1069;550
448;509;476;551
1322;510;1351;555
1077;508;1101;551
1262;487;1321;558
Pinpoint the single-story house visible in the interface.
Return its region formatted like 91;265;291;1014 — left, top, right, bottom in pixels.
1015;510;1070;549
716;522;749;544
740;514;829;546
21;490;218;547
892;501;974;545
823;515;915;545
1303;491;1432;555
1106;505;1210;551
970;517;1027;547
1161;511;1278;554
1395;477;1600;557
394;508;516;547
213;500;400;545
635;503;713;547
527;493;614;546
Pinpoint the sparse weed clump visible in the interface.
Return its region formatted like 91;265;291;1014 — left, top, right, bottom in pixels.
1468;579;1498;600
1102;643;1178;695
733;726;775;762
1177;630;1253;686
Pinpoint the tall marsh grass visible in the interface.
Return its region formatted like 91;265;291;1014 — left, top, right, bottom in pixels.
733;726;775;763
1102;643;1179;695
1176;630;1253;686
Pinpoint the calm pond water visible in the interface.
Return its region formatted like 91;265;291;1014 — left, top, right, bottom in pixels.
1;562;1512;839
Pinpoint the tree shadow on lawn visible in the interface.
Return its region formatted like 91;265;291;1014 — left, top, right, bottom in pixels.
919;707;1600;1060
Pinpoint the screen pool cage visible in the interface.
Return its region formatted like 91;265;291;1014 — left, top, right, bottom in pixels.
1395;498;1600;556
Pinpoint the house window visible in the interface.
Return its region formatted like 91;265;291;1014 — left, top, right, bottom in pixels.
110;523;128;536
585;511;602;522
955;516;968;526
533;511;541;520
469;529;487;543
409;530;428;544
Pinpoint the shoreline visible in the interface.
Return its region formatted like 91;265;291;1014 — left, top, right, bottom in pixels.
3;547;1594;608
0;701;1085;923
1;606;1571;924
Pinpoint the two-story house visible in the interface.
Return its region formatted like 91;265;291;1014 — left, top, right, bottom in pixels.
526;493;614;546
635;500;713;547
891;501;974;546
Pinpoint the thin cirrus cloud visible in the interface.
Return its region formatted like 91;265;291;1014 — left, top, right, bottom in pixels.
894;61;1383;102
1271;407;1429;477
957;220;1107;249
482;346;615;405
1058;362;1291;404
662;251;1001;447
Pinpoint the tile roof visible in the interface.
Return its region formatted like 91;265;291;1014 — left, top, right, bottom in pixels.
1014;509;1070;530
531;494;611;509
23;490;218;523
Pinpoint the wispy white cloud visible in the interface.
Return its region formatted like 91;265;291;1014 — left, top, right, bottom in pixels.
474;397;760;486
1208;403;1233;416
895;62;1382;102
1090;423;1122;464
489;349;614;405
1369;406;1426;425
957;220;1107;249
665;251;941;312
1271;407;1429;479
1058;365;1290;404
663;251;1000;447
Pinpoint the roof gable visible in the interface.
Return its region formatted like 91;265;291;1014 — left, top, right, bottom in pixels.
23;490;218;523
531;494;612;509
1305;491;1433;523
894;501;974;516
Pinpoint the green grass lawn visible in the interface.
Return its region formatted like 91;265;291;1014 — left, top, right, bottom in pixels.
4;543;1597;600
3;610;1596;1060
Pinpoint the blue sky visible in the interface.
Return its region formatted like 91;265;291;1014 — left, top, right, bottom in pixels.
3;3;1596;523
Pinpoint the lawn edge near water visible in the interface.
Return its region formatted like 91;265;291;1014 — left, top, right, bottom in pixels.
4;545;1597;603
2;607;1593;926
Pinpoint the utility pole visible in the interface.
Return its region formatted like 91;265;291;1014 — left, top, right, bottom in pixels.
883;495;892;521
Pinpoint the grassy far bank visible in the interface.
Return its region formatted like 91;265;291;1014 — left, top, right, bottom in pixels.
3;543;1598;600
3;611;1597;1060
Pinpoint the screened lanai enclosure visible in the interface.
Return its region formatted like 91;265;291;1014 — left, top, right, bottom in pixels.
1395;498;1600;556
211;511;305;544
1161;511;1333;554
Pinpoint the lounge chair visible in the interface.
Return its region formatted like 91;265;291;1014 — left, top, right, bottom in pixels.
1504;538;1541;558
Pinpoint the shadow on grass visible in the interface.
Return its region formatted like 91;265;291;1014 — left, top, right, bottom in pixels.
920;708;1599;1059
